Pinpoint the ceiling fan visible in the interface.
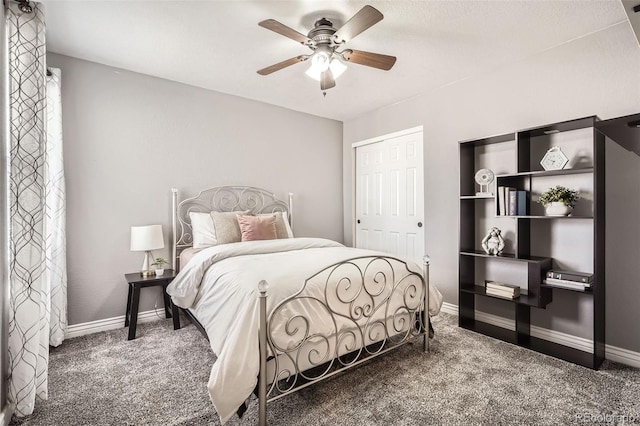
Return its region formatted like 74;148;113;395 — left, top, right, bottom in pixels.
257;5;397;92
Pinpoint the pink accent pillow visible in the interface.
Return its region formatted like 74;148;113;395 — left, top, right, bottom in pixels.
236;214;277;242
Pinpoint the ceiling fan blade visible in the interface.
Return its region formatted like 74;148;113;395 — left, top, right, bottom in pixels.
341;49;396;71
320;68;336;91
333;5;383;44
257;56;308;76
258;19;312;46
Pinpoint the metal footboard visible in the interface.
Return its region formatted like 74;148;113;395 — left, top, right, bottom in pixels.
257;255;430;426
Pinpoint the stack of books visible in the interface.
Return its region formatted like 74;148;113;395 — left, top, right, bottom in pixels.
543;270;593;291
485;281;520;299
497;187;529;216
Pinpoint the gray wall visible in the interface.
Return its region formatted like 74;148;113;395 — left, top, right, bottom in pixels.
605;139;640;347
47;53;343;326
343;23;640;351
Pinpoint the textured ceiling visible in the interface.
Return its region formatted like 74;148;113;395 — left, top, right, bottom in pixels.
41;1;633;121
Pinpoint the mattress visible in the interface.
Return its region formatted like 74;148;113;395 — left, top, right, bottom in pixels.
179;247;203;269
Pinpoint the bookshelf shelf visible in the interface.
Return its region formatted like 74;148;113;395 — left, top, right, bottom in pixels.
460;195;494;200
459;250;551;264
496;167;594;179
500;215;593;219
460;284;547;308
458;115;605;370
540;283;593;293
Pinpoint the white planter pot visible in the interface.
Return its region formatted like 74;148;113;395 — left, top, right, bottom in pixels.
545;202;572;216
155;268;165;276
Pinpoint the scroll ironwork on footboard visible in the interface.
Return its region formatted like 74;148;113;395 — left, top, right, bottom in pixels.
257;255;430;426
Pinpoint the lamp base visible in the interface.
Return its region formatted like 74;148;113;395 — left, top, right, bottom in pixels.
140;251;156;277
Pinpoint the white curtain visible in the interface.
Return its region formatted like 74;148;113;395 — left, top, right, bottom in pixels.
6;2;67;417
45;68;67;347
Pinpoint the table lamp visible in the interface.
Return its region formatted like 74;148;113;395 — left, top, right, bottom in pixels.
130;225;164;276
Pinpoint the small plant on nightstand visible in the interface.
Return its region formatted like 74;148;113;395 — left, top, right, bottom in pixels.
538;185;580;216
151;257;169;276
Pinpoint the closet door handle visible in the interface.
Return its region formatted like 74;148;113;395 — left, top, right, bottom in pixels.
417;222;423;228
357;219;361;224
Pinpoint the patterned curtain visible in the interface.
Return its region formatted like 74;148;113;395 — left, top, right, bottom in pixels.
6;2;67;417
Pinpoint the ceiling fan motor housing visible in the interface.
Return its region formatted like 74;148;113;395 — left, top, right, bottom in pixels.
308;18;339;47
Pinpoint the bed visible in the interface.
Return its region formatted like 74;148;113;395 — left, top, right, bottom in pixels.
166;186;443;425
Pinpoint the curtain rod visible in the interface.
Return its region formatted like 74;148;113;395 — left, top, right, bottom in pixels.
1;0;34;13
8;0;33;13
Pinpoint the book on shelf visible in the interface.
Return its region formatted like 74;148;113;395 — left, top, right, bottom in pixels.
543;278;591;291
497;187;528;216
503;187;515;215
486;288;519;299
516;190;529;216
497;186;506;215
546;270;593;283
485;280;520;297
508;189;517;216
507;189;529;216
485;281;519;290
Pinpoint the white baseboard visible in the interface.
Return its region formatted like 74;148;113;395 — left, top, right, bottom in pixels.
606;345;640;368
530;325;594;354
475;310;514;331
0;401;15;426
436;302;640;368
0;404;13;426
65;302;640;368
65;309;165;339
440;301;458;316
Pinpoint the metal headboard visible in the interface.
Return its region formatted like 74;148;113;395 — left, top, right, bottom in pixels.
171;186;293;271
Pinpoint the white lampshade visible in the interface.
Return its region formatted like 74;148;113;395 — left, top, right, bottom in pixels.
305;57;347;82
130;225;164;251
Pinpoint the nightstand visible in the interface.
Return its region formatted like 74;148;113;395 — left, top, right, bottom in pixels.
124;270;180;340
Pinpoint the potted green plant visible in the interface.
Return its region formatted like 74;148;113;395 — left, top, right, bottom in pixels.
151;257;169;276
537;185;580;216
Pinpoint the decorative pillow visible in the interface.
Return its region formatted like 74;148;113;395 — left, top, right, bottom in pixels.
282;211;294;238
237;214;277;242
189;211;216;248
258;211;294;239
210;210;250;245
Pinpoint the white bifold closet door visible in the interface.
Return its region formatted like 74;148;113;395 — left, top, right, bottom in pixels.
355;130;424;265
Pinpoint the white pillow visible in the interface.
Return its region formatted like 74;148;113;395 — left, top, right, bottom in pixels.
189;211;216;248
282;211;294;238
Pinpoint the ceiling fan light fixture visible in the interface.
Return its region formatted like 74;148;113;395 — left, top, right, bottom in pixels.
310;48;331;71
257;6;395;92
305;58;347;81
329;58;347;79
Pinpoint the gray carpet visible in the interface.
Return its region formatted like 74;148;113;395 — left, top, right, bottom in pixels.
11;313;640;425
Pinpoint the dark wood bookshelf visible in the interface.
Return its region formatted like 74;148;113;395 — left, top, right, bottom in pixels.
458;115;605;370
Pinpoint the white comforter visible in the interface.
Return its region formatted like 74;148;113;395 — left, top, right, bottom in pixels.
167;238;443;424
